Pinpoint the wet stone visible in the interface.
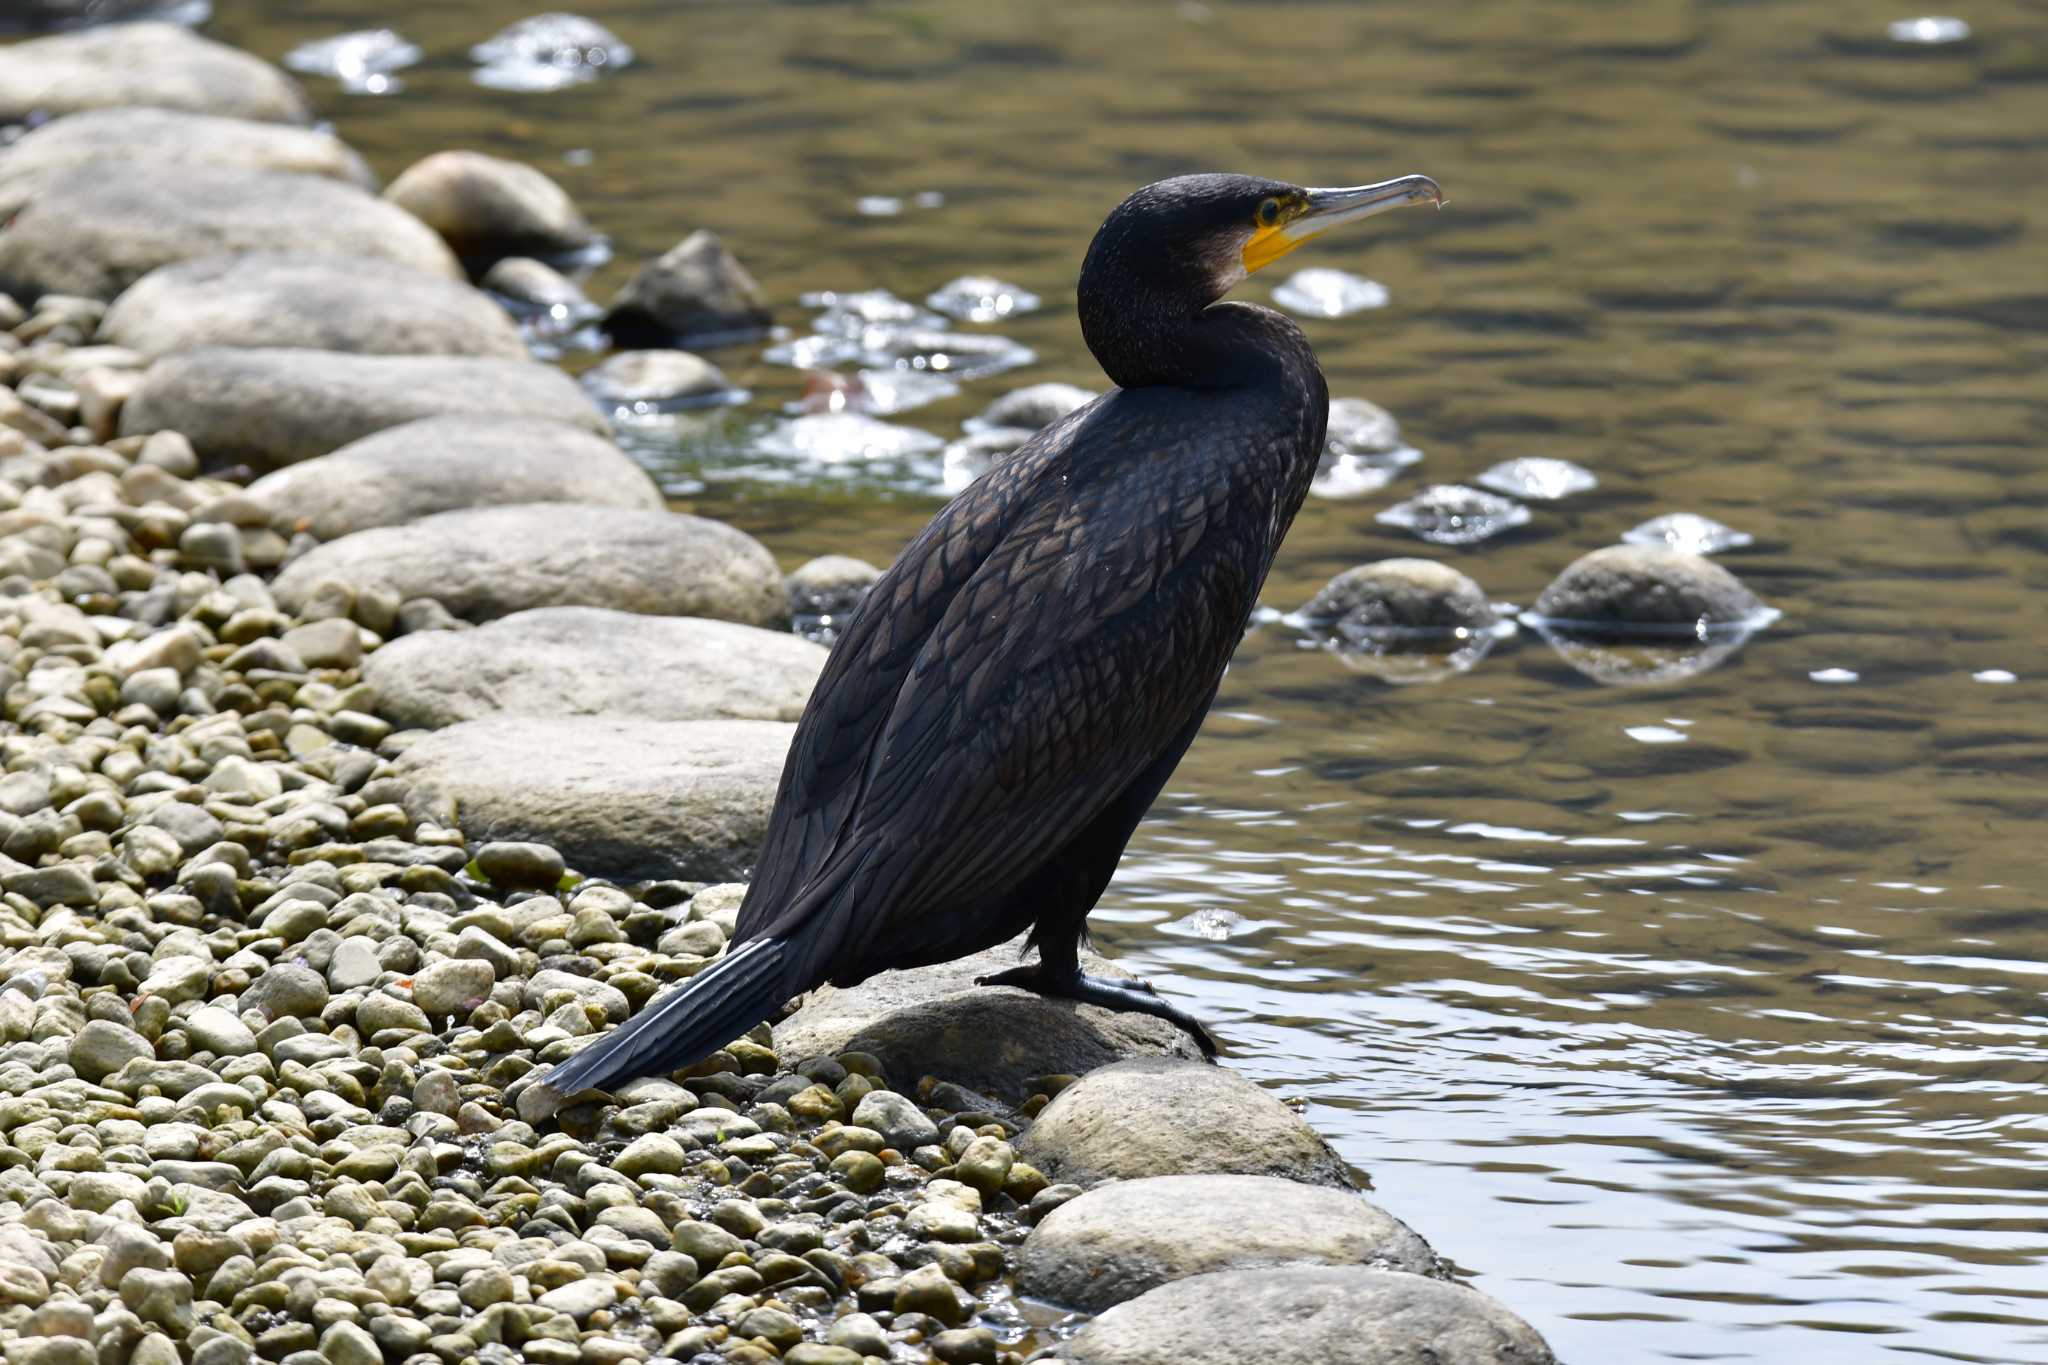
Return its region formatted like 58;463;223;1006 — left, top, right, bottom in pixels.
1475;456;1597;501
926;274;1043;323
1622;512;1755;555
471;12;636;92
283;29;423;94
1272;266;1389;317
604;229;769;346
1375;484;1531;546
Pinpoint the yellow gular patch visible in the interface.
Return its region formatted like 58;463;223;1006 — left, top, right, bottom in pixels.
1242;222;1310;275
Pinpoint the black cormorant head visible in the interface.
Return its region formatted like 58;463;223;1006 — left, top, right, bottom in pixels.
1084;172;1442;312
1079;172;1441;387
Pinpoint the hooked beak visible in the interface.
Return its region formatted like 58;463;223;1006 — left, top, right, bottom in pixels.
1243;174;1443;275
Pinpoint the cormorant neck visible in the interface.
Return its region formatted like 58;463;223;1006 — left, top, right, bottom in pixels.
1079;273;1302;391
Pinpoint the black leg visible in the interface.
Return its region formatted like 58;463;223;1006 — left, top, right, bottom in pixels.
977;957;1220;1059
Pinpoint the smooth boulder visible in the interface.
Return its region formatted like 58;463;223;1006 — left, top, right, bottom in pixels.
772;942;1205;1100
0;23;311;125
1019;1057;1356;1190
0;166;458;302
1061;1267;1556;1365
0;108;372;218
395;717;793;882
272;504;785;627
1296;559;1497;635
1533;544;1769;627
245;416;658;540
604;230;771;345
1019;1174;1435;1311
100;253;525;361
364;607;826;728
120;350;604;469
384;150;598;266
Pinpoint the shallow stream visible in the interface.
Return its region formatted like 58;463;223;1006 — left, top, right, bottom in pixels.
206;3;2048;1359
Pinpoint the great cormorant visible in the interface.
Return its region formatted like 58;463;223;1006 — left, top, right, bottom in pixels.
541;171;1442;1101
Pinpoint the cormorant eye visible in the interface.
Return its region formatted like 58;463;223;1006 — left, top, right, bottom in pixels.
1256;197;1282;228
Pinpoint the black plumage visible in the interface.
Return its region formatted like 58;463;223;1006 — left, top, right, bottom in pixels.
542;171;1439;1101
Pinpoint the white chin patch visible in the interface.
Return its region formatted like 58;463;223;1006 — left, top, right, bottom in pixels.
1201;231;1252;295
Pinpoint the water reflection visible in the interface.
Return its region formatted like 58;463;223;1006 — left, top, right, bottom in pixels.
224;0;2048;1358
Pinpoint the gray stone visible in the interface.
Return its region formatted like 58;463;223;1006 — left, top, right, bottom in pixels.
120;350;602;470
138;955;210;1004
1019;1058;1356;1190
1061;1267;1555;1365
184;1005;258;1057
317;1322;381;1365
473;840;565;890
1296;559;1498;634
280;618;361;671
0;109;371;220
1018;1174;1434;1311
273;505;784;626
0;24;311;125
850;1090;940;1150
580;349;735;409
1533;545;1769;627
973;382;1097;432
787;554;880;644
145;801;223;855
397;716;792;882
773;940;1206;1101
245;416;657;541
363;607;824;729
604;229;770;345
536;1277;615;1320
0;166;455;304
384;150;597;265
71;1019;153;1080
242;963;329;1020
100;253;525;361
1;863;95;909
412;958;496;1016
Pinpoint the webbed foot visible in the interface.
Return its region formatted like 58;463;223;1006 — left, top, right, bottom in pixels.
976;962;1220;1059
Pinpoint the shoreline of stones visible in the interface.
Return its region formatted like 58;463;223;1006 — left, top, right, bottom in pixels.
0;19;1556;1365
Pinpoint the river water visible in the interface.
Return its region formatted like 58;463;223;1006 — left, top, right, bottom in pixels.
198;2;2048;1359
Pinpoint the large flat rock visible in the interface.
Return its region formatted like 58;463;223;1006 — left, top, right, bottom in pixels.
1018;1057;1358;1190
0;164;457;303
120;350;604;469
394;717;794;882
0;23;311;125
101;254;526;360
0;108;372;218
1060;1267;1556;1365
1018;1174;1436;1311
773;941;1205;1100
272;504;785;628
364;607;826;729
245;416;659;541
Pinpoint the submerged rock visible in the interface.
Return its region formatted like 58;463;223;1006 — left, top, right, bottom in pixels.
99;253;526;360
1476;455;1597;501
1295;559;1497;636
471;12;635;92
283;28;421;95
245;415;658;540
1375;484;1530;546
1312;397;1423;499
1531;545;1771;629
119;349;603;468
397;716;791;882
0;22;310;124
1019;1057;1356;1189
385;149;599;268
965;382;1097;433
0;165;458;302
0;108;373;217
773;942;1206;1099
365;607;826;728
925;274;1042;323
787;555;881;646
272;503;786;627
1272;266;1389;317
581;350;742;415
1622;511;1755;555
1060;1266;1555;1365
1019;1174;1436;1310
604;229;771;346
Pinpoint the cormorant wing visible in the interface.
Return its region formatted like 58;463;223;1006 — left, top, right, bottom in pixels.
742;391;1262;981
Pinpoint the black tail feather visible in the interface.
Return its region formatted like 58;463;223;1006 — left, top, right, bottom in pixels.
539;938;792;1100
